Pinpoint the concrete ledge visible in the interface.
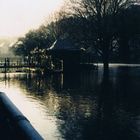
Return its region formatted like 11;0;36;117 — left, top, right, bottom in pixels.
0;92;44;140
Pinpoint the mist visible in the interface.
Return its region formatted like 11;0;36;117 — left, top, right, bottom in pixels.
0;37;18;58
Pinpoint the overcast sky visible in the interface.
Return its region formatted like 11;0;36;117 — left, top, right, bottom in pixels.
0;0;64;37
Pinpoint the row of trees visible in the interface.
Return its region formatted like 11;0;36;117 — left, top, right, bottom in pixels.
12;0;140;73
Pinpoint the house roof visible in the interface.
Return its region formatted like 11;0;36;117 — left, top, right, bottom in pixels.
48;39;80;51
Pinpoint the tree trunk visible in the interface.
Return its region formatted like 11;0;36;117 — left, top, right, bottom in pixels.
102;41;109;76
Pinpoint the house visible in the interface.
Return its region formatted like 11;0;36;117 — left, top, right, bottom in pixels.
47;38;96;73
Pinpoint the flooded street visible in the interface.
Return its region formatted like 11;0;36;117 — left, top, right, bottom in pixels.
0;65;140;140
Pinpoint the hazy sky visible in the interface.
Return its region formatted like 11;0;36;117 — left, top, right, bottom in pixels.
0;0;64;37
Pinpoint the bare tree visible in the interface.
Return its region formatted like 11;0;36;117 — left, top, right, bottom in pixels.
67;0;137;72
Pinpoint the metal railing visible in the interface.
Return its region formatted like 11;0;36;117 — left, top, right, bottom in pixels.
0;92;44;140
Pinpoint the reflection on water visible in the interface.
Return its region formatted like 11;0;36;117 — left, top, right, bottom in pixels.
0;65;140;139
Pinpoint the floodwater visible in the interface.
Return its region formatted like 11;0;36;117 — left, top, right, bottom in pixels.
0;64;140;140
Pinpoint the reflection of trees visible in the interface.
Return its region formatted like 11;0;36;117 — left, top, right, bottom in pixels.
55;95;97;140
2;68;140;140
19;73;51;95
95;75;125;140
55;70;140;140
115;67;140;139
95;71;140;140
3;73;64;96
3;73;48;95
116;67;140;113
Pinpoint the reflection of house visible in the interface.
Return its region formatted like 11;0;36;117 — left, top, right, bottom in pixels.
47;39;96;73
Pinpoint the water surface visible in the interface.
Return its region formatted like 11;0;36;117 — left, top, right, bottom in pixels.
0;65;140;140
